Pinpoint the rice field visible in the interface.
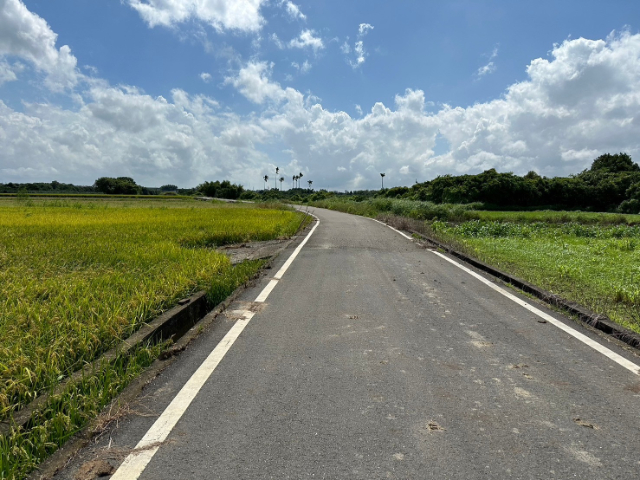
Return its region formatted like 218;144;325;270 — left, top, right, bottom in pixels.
0;197;305;478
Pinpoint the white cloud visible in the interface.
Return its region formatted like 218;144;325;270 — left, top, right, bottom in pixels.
343;23;374;69
5;23;640;191
353;41;365;67
126;0;266;32
292;60;311;75
0;86;267;187
476;46;498;78
0;59;22;85
200;72;212;82
271;33;285;49
289;29;324;52
224;61;287;104
0;0;80;91
476;61;496;77
358;23;374;36
280;1;306;21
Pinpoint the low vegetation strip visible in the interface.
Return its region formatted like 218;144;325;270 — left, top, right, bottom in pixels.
429;220;640;334
310;197;640;225
0;199;303;418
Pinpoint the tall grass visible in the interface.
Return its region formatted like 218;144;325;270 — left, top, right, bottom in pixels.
310;197;640;225
428;220;640;333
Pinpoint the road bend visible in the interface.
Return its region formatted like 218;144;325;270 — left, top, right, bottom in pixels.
57;207;640;479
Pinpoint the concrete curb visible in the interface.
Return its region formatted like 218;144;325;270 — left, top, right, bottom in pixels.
0;293;210;438
406;228;640;352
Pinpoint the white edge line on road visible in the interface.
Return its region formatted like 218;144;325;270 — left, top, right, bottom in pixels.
111;214;320;480
373;218;640;376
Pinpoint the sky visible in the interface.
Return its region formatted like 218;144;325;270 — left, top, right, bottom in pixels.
2;1;640;190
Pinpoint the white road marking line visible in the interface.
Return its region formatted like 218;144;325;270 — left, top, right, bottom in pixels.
254;279;278;303
373;218;640;376
111;215;319;480
372;218;414;240
274;217;320;279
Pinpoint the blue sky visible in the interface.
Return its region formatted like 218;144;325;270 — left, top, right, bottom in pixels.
2;0;640;190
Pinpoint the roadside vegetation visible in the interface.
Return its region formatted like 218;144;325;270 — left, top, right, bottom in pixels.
428;219;640;334
0;197;305;479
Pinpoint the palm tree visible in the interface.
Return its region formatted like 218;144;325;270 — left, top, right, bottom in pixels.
294;175;299;188
274;167;279;189
307;180;313;190
292;175;296;189
279;176;284;190
298;172;304;188
263;175;269;190
380;172;386;189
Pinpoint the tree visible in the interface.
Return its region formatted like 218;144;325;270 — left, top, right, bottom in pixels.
94;177;140;195
307;180;313;189
380;173;386;189
279;176;284;190
590;153;639;173
197;180;244;199
160;184;178;192
275;167;279;189
298;172;303;189
263;175;269;190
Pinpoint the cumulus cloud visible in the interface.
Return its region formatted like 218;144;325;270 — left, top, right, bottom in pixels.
126;0;266;32
224;61;287;104
200;72;212;82
0;0;80;90
436;32;640;176
0;86;269;187
289;29;324;52
5;18;640;191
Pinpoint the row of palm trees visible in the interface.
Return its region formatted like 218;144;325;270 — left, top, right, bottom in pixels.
262;167;313;190
261;169;385;190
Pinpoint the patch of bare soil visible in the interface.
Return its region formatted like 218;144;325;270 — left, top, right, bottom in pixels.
216;239;287;265
74;460;114;480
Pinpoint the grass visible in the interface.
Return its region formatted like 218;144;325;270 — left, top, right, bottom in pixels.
428;220;640;334
310;196;640;225
0;197;305;479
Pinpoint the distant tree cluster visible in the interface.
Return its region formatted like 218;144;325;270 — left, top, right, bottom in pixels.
196;180;244;199
405;153;640;213
0;181;95;194
94;177;141;195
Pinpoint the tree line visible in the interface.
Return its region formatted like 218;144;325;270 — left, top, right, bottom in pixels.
3;153;640;212
385;153;640;213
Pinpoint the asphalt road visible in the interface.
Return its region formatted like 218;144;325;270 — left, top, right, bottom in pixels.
57;207;640;479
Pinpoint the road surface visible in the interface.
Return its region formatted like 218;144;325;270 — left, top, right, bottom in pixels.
57;207;640;479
